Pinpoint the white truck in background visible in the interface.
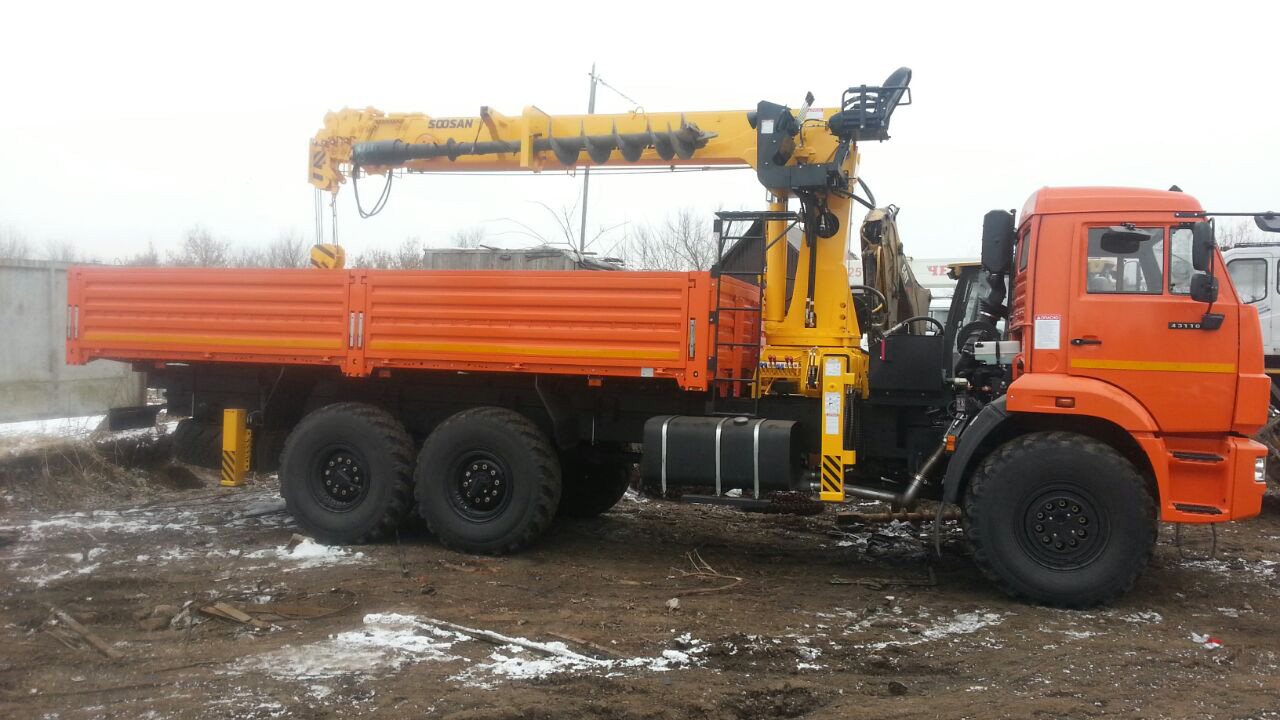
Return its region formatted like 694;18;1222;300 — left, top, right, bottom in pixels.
1224;242;1280;404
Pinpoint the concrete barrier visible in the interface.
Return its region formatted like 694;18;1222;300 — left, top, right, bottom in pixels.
0;259;144;423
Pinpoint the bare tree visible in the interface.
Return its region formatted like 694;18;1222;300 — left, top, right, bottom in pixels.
168;225;230;267
497;201;626;252
353;237;426;269
1217;218;1270;249
394;237;426;269
450;226;487;249
264;231;308;268
43;238;90;263
620;208;718;271
123;241;161;266
0;226;31;260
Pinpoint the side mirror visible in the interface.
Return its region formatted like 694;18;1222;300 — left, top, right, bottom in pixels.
1257;213;1280;233
1099;226;1151;254
1189;272;1219;304
980;210;1015;274
1191;222;1216;272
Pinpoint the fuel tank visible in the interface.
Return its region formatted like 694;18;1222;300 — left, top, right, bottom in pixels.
641;415;801;494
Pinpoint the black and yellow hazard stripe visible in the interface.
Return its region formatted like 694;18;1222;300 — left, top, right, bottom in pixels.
821;454;842;495
221;449;236;486
310;243;346;269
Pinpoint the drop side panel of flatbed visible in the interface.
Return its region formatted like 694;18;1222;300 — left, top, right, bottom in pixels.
67;267;726;390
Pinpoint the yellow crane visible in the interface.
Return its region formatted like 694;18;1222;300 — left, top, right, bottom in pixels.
308;69;914;501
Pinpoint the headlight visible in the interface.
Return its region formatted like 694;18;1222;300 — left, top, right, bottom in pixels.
1255;457;1267;484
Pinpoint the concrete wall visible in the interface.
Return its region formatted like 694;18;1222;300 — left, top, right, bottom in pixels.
421;247;621;271
0;259;144;422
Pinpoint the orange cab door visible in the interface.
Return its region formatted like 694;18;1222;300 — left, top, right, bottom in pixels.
1064;223;1239;432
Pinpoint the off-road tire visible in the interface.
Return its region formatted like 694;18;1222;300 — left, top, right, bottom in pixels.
557;450;631;519
415;407;561;554
963;431;1157;608
279;403;414;544
172;419;221;469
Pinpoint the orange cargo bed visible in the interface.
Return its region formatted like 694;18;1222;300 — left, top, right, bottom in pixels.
66;267;757;392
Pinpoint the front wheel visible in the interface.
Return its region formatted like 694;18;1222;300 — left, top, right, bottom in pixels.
963;431;1157;608
415;407;561;554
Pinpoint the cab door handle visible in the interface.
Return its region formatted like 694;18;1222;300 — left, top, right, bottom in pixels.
1071;337;1102;346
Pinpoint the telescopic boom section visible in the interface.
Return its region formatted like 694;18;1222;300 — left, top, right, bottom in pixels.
310;104;832;193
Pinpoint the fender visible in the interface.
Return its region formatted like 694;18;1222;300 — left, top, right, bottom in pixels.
1003;373;1159;433
941;397;1007;504
941;375;1161;504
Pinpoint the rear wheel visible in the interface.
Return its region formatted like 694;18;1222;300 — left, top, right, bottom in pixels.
279;403;414;544
415;407;561;554
963;431;1157;607
557;446;631;519
173;418;221;468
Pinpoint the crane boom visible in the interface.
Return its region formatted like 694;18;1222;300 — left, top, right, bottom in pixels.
311;105;798;192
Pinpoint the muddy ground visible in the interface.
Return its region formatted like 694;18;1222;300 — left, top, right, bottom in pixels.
1;426;1279;720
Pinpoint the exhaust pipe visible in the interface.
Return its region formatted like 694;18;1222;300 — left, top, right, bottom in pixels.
844;436;948;510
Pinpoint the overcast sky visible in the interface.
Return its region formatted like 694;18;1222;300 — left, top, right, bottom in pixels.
2;1;1276;263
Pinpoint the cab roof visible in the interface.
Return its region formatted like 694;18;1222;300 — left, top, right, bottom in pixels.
1021;186;1204;219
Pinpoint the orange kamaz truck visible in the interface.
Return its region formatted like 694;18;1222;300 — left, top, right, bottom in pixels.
67;69;1275;606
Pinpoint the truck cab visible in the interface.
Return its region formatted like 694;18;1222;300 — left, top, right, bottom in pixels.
925;187;1272;605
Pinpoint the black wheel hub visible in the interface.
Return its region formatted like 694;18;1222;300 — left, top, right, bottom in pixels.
1020;488;1106;570
449;451;511;521
314;448;370;511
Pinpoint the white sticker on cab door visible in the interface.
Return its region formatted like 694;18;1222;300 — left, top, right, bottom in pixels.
1033;315;1061;350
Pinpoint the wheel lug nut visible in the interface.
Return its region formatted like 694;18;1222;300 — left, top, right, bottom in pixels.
328;461;335;467
1057;499;1067;508
1044;502;1053;511
1071;505;1081;513
1078;516;1088;525
490;470;496;476
1035;524;1044;532
1055;542;1065;550
1041;535;1050;543
1069;539;1078;547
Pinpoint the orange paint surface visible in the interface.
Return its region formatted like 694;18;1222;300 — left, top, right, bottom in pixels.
66;266;750;391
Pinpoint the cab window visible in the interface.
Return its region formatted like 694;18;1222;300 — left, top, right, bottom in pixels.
1085;227;1164;294
1168;227;1194;295
1017;229;1030;272
1227;258;1267;304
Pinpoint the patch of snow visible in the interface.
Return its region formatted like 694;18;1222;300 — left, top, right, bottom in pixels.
245;538;365;570
2;509;210;541
22;562;102;587
0;414;105;440
242;613;464;679
240;612;707;688
1183;558;1279;583
1117;610;1163;624
860;610;1006;650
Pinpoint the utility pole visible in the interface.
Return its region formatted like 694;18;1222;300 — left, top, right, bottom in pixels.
578;63;598;253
